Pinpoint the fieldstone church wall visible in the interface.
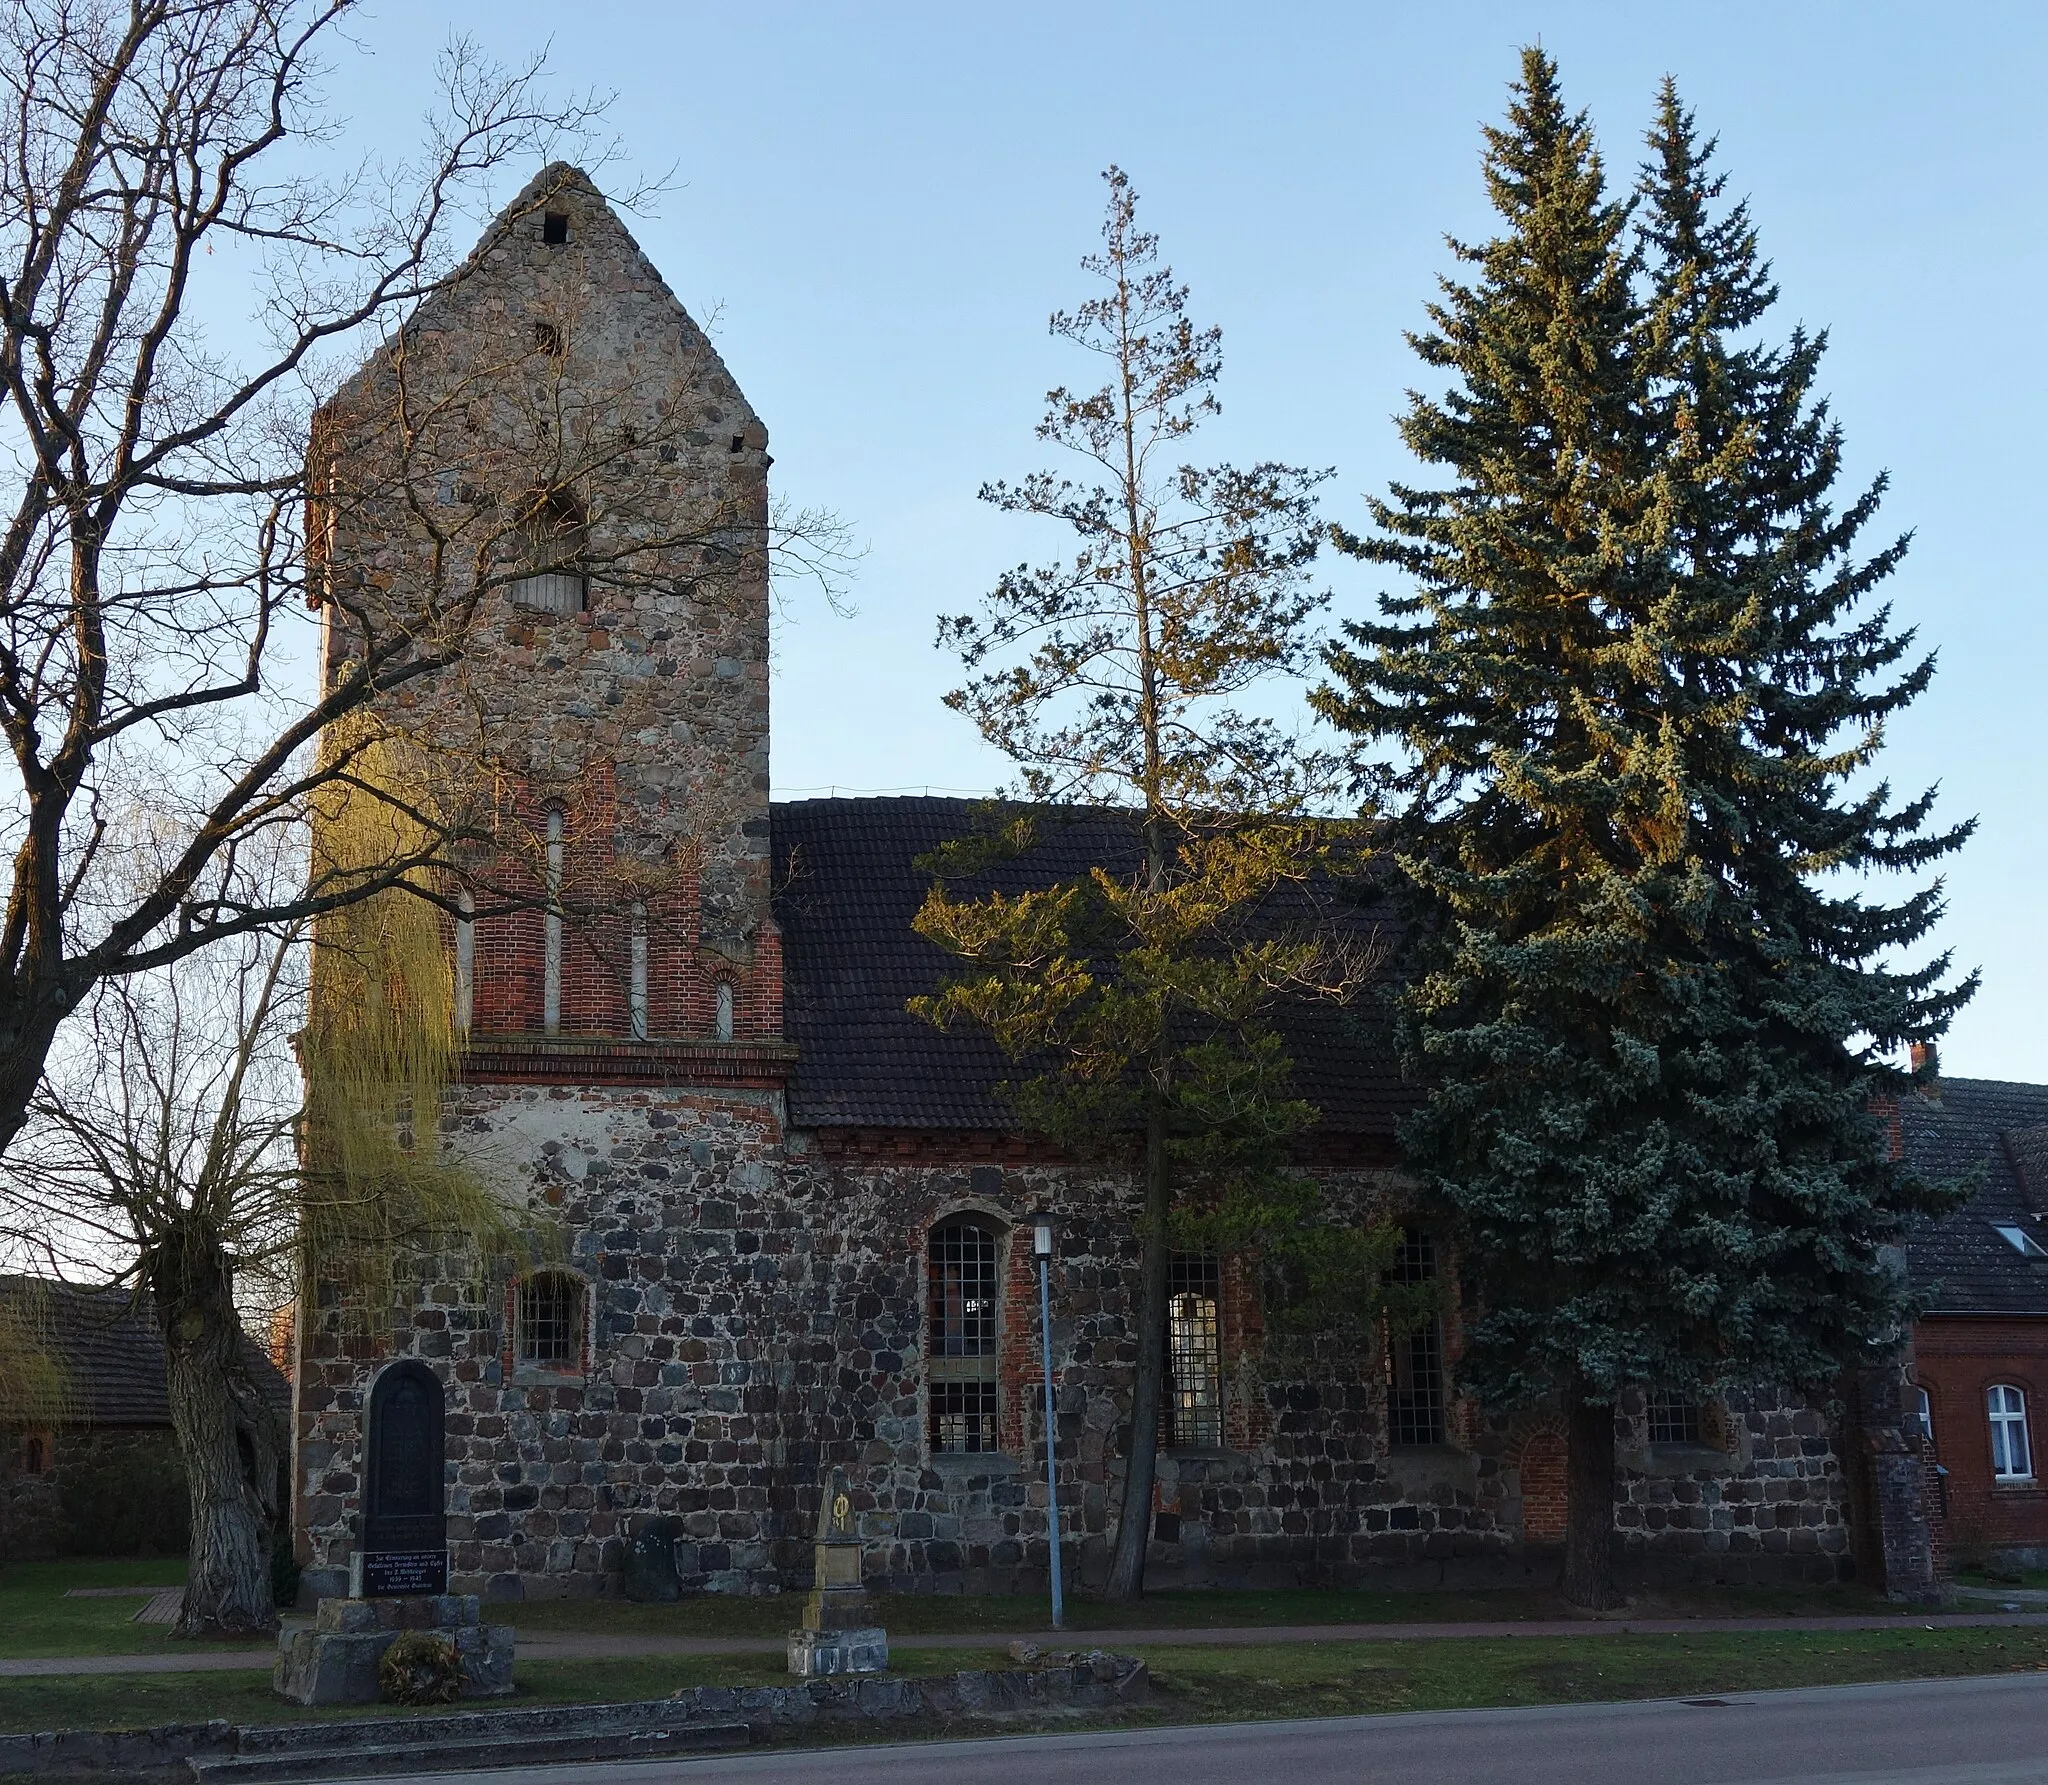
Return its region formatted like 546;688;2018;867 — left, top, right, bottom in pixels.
294;1079;1854;1601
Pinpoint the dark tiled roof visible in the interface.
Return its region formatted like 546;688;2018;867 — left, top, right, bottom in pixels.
770;796;1414;1137
0;1275;290;1428
1901;1077;2048;1317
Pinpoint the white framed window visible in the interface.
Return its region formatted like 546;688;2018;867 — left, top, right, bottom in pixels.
454;889;475;1034
1995;1224;2048;1258
1907;1383;1934;1443
1647;1392;1704;1447
1989;1383;2032;1481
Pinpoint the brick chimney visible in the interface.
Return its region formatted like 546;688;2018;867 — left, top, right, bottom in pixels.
1910;1041;1940;1102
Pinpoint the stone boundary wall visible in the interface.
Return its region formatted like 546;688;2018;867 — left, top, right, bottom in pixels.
0;1662;1149;1779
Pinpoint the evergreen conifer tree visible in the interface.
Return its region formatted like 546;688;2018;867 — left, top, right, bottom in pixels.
915;170;1391;1600
1316;51;1972;1607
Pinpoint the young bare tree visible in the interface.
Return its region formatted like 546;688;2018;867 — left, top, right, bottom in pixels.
23;917;304;1634
0;0;846;1162
11;792;522;1637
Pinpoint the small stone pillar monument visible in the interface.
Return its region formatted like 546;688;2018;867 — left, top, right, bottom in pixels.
787;1467;887;1677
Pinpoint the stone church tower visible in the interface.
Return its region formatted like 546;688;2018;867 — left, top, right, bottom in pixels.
290;167;1893;1605
294;166;800;1597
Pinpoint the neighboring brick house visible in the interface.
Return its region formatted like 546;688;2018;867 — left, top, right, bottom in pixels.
0;1276;288;1558
1900;1068;2048;1569
289;163;1932;1604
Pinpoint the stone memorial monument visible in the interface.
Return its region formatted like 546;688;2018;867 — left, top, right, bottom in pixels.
787;1467;888;1677
277;1360;514;1704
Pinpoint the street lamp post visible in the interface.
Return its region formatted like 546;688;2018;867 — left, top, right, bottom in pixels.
1032;1214;1065;1631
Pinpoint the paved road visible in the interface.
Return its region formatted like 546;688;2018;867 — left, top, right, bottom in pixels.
327;1674;2048;1785
11;1610;2048;1676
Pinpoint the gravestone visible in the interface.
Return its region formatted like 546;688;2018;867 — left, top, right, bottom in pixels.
625;1517;683;1602
353;1359;448;1597
787;1467;888;1677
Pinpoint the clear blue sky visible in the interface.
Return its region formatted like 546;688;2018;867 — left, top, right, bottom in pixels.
321;2;2045;1079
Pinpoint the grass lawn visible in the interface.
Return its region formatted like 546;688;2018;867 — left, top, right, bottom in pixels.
1956;1565;2048;1592
498;1579;1907;1643
1127;1626;2048;1726
0;1559;224;1660
0;1557;1921;1663
1;1627;2042;1740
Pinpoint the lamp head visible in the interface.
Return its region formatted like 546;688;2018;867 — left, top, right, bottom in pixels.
1032;1215;1055;1258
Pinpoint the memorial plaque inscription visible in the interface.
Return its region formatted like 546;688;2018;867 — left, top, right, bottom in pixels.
356;1549;449;1597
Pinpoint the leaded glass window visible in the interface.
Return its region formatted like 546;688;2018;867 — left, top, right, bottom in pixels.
928;1220;1000;1452
1388;1229;1446;1447
1168;1253;1223;1449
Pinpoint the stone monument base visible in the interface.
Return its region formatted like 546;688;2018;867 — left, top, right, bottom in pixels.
274;1594;514;1706
787;1625;889;1678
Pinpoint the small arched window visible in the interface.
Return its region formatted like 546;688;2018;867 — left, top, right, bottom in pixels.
1989;1383;2032;1481
715;980;735;1042
509;489;588;614
928;1218;1000;1453
516;1270;586;1370
22;1433;46;1474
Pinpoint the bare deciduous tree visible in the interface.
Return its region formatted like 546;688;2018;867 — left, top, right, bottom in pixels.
0;0;846;1161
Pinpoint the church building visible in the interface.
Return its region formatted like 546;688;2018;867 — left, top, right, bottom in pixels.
289;167;1924;1604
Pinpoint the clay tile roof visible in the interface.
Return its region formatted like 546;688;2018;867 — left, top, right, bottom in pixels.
769;796;1415;1138
1901;1077;2048;1317
0;1275;289;1429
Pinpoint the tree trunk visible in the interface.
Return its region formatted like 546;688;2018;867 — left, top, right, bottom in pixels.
152;1234;281;1638
1562;1374;1620;1611
1104;1091;1171;1601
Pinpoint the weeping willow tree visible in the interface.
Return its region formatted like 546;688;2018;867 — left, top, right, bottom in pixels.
298;727;528;1323
0;1286;67;1564
6;726;527;1635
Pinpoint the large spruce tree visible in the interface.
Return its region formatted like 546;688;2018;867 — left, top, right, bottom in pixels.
1316;51;1973;1607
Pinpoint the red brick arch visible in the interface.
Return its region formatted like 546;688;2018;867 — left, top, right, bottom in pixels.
1510;1417;1569;1545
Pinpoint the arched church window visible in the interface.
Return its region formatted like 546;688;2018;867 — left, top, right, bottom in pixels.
515;1270;586;1370
928;1218;1000;1453
715;980;734;1042
509;489;587;614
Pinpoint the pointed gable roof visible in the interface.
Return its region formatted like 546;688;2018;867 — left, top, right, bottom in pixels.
326;162;758;434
